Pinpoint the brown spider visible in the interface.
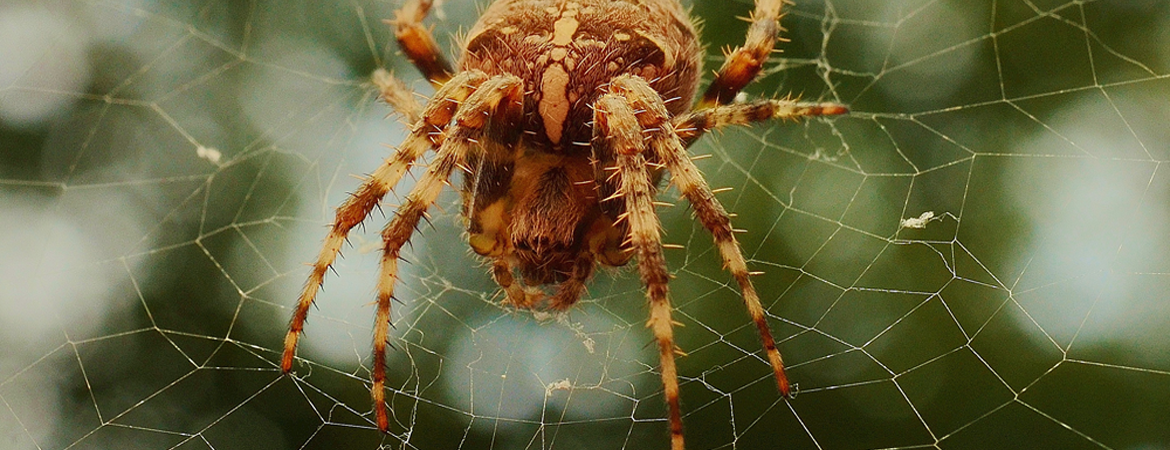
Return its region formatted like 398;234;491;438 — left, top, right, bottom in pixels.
281;0;846;448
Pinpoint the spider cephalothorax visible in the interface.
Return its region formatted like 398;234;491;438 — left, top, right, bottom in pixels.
281;1;846;448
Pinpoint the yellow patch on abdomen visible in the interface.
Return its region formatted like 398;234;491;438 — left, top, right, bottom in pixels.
469;200;509;257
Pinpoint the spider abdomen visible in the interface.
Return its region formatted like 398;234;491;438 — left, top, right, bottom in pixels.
460;0;702;151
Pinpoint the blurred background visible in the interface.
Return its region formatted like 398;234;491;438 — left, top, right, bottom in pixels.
2;0;1169;449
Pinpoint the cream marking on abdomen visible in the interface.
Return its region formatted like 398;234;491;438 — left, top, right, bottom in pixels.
537;1;581;144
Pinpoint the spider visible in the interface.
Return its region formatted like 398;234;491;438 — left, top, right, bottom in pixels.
281;0;846;448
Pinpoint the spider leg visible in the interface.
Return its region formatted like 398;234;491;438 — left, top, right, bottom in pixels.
613;74;794;396
386;0;455;85
370;74;524;431
594;91;685;450
548;253;596;310
492;258;539;308
282;70;488;374
372;68;424;124
658;137;793;396
673;97;847;145
490;254;590;310
701;0;789;107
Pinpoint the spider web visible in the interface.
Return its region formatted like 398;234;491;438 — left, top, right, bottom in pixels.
2;0;1169;448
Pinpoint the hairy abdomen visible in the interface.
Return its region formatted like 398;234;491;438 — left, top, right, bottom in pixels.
459;0;702;151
